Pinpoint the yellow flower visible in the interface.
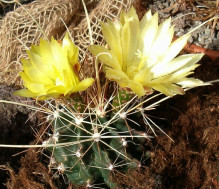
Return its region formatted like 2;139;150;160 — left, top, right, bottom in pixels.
14;33;94;100
89;7;204;97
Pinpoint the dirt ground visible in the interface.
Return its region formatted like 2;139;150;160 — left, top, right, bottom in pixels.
0;0;219;189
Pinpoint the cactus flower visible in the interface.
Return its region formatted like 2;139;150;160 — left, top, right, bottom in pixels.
89;7;204;97
15;34;94;100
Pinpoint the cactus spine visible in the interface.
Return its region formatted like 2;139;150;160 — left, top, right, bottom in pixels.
46;90;150;188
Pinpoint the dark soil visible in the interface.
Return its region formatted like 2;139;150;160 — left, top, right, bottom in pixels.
0;0;219;189
0;86;37;188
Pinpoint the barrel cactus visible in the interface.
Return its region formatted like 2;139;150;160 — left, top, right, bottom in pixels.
14;5;205;188
45;90;150;188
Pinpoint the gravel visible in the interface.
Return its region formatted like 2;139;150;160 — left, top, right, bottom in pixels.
148;0;219;51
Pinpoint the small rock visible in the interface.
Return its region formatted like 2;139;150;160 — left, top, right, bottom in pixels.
163;2;169;8
194;21;202;26
212;39;219;46
198;37;205;44
195;42;202;47
157;2;164;9
204;28;211;36
217;31;219;39
174;27;179;33
204;39;212;48
207;43;214;49
180;28;185;35
188;36;193;43
192;32;198;39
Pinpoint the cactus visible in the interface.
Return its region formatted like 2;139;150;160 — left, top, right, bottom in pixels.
11;3;206;187
45;89;150;188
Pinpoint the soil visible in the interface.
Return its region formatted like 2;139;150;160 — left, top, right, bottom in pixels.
0;86;37;188
0;0;219;189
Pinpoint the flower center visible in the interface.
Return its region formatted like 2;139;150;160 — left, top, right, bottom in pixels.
135;50;147;71
55;77;65;86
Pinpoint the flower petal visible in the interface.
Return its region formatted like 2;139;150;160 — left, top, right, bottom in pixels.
89;6;203;98
140;12;159;58
15;34;94;99
105;68;128;81
71;78;94;93
134;67;152;85
14;89;38;98
176;78;203;87
152;53;203;78
89;45;121;70
121;7;140;70
118;79;145;97
62;33;79;66
100;21;123;68
160;34;190;65
151;83;184;96
148;19;174;65
22;58;54;84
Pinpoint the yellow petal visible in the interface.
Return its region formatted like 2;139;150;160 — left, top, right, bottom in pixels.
100;21;123;67
171;64;199;79
88;7;204;97
50;38;68;72
140;12;159;57
30;44;41;55
15;33;95;99
89;45;121;70
20;72;45;94
160;34;190;65
13;89;38;98
178;53;204;68
176;78;203;87
150;83;184;96
27;50;57;79
22;59;54;84
149;19;174;64
62;33;79;66
121;7;140;70
47;85;67;96
140;10;152;30
105;68;128;81
152;54;202;78
71;78;94;93
134;67;152;85
118;79;145;97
